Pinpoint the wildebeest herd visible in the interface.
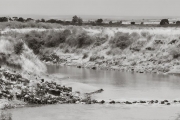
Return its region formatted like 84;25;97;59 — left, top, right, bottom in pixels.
1;69;180;108
0;70;85;105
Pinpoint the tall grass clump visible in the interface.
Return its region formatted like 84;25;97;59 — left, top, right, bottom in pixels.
0;36;46;73
89;54;104;61
93;36;107;47
25;35;43;54
109;32;134;50
66;32;94;48
14;41;24;55
44;30;71;47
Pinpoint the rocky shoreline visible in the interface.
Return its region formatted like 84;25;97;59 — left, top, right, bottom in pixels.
0;66;83;110
42;53;180;76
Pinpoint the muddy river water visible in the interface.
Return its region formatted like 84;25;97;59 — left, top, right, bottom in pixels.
6;65;180;120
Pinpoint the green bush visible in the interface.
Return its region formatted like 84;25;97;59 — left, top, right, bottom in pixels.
94;36;107;47
109;32;133;50
14;41;24;55
89;54;104;61
77;32;94;48
66;32;94;48
26;36;42;54
44;30;70;47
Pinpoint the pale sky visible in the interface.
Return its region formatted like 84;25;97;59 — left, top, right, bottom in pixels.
0;0;180;17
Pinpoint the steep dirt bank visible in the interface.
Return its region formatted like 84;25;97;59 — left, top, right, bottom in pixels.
35;26;180;75
1;26;180;109
43;47;180;75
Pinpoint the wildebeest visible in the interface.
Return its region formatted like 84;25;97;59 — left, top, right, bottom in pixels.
18;78;30;86
48;89;61;96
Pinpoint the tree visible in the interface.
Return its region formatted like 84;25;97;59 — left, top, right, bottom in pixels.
0;17;8;22
46;19;57;23
131;22;135;25
72;15;78;23
176;21;180;25
36;19;41;23
78;17;83;25
17;17;25;22
26;18;34;22
160;19;169;25
109;21;113;24
41;19;45;22
14;41;24;55
96;19;103;24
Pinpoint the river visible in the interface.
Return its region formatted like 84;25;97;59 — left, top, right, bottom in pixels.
6;65;180;120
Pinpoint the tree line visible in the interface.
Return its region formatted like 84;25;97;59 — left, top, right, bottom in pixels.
0;16;180;26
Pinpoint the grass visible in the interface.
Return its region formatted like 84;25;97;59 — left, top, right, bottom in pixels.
89;54;104;61
14;41;24;55
0;36;46;73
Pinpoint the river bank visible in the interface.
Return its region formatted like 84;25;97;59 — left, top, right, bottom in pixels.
43;52;180;76
0;65;88;110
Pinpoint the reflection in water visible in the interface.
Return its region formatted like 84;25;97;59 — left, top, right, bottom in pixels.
0;111;12;120
7;104;180;120
47;65;180;100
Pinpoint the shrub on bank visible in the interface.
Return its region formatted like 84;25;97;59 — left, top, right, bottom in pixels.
109;32;133;50
66;32;94;48
89;54;104;61
93;36;107;47
14;41;24;55
18;30;71;53
77;32;94;48
25;36;42;54
44;32;66;47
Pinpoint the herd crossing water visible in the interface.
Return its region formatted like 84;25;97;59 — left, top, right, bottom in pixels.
6;65;180;120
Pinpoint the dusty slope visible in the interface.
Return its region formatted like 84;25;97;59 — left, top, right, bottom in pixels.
46;27;180;74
